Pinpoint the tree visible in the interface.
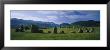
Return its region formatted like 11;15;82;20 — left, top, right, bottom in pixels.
15;24;25;32
15;28;19;32
15;25;20;32
31;24;39;33
20;25;25;32
25;26;30;30
54;27;57;33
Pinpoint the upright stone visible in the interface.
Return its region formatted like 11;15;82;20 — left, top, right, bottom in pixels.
54;27;57;34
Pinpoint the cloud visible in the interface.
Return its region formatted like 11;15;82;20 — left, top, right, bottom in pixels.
11;10;100;24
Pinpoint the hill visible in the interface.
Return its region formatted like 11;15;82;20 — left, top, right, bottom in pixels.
11;18;59;28
11;18;100;28
71;20;100;27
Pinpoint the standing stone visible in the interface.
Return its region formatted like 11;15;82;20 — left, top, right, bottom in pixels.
78;28;83;33
89;28;94;32
54;27;57;34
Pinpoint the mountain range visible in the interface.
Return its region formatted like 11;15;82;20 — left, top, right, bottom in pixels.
11;18;100;28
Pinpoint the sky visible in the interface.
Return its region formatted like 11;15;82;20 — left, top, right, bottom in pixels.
11;10;100;24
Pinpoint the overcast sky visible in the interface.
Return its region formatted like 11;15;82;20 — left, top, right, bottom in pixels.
11;10;100;24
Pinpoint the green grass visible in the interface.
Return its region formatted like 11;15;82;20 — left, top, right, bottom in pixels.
11;27;100;40
11;32;100;40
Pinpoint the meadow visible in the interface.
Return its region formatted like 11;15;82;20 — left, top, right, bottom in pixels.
11;27;100;40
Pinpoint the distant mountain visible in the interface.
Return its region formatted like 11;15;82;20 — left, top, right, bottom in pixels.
60;23;71;27
11;18;59;28
11;18;100;29
71;20;100;27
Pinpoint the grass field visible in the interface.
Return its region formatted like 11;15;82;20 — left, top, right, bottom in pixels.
11;27;100;40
